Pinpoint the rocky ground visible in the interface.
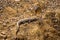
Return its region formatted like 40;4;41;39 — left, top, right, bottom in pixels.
0;0;60;40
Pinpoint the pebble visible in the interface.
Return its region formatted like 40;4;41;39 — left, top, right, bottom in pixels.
15;0;20;1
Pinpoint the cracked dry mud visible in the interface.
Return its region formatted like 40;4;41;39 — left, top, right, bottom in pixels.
0;0;60;40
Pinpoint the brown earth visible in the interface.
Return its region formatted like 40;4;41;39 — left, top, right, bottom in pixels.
0;0;60;40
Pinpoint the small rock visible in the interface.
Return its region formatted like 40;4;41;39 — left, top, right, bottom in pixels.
15;0;20;1
3;23;7;27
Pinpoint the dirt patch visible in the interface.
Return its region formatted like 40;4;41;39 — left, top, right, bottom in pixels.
0;0;60;40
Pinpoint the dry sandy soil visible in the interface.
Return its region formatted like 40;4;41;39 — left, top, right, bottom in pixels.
0;0;60;40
